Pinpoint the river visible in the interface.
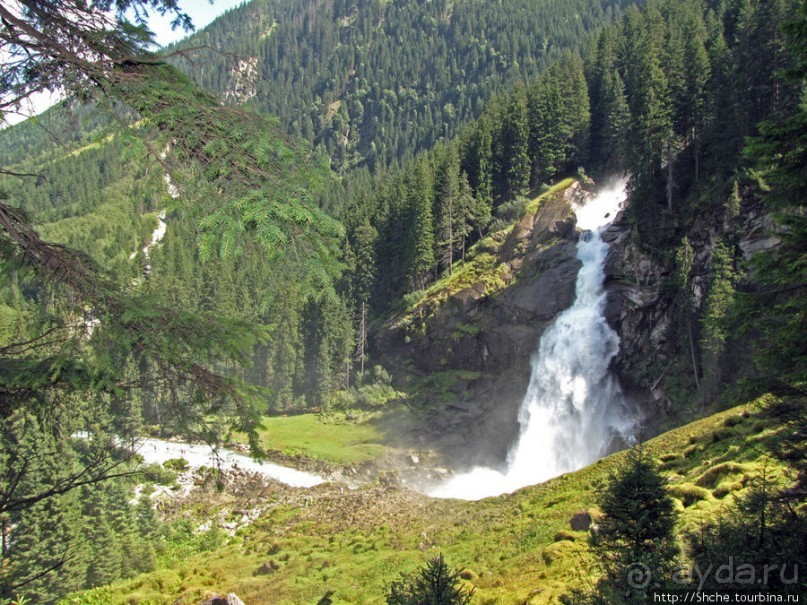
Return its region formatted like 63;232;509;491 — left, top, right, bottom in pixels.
134;438;325;489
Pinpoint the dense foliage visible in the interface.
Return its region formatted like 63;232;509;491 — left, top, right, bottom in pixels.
589;450;679;604
0;2;347;601
321;0;804;411
386;554;474;605
167;0;641;171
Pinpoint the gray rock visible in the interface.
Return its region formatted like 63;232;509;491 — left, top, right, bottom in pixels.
201;594;245;605
570;510;592;531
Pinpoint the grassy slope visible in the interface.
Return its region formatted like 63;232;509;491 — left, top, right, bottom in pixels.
64;395;792;605
238;412;409;466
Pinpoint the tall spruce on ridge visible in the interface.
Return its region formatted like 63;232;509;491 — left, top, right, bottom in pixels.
406;159;437;292
493;89;531;202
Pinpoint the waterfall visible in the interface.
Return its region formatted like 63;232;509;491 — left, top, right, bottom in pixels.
429;180;636;500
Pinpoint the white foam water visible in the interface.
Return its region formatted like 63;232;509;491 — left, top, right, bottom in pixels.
135;438;326;488
429;180;635;500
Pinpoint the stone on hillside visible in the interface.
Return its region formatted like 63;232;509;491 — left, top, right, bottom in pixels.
201;594;245;605
569;509;592;531
255;559;281;575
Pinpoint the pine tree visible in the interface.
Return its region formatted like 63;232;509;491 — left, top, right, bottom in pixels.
2;492;85;603
435;146;462;274
680;12;710;181
461;116;494;218
406;159;436;291
688;466;805;596
621;3;675;241
699;241;737;400
136;492;159;539
494;89;531;201
559;52;591;170
587;27;629;173
81;485;122;589
738;0;807;384
385;554;474;605
351;222;378;377
528;77;567;185
591;448;679;604
456;172;476;261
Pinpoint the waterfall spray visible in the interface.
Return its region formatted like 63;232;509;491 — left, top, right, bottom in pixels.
429;180;636;500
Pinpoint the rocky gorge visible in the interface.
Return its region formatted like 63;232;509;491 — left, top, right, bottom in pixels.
374;178;780;468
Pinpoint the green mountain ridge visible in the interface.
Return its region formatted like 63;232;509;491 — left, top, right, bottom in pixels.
166;0;643;171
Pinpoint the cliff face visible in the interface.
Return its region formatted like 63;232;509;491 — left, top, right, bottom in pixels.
374;181;584;464
601;211;674;421
377;179;777;463
602;191;778;431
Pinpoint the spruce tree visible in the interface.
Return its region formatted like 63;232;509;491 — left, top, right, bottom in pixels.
435;146;462;273
494;89;531;201
528;77;567;185
385;554;474;605
351;222;378;377
740;0;807;391
406;159;436;291
688;466;805;597
591;448;679;604
461;116;494;220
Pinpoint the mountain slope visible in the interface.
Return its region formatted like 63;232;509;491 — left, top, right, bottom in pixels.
60;396;795;605
168;0;644;170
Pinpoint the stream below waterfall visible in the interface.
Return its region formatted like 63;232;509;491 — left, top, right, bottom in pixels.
133;438;326;488
429;180;637;500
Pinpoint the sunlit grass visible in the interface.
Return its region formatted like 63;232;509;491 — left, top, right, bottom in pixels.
233;412;405;465
65;395;795;605
395;179;578;328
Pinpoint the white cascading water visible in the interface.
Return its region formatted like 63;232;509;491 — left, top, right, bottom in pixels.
429;180;636;500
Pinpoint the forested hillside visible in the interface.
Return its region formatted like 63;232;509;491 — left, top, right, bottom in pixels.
318;0;804;428
0;2;345;599
167;0;642;170
2;0;801;419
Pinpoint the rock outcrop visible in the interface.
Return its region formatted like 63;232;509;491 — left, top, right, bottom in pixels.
601;188;777;430
378;177;781;463
601;209;673;420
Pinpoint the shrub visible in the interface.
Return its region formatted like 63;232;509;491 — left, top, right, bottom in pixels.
163;457;190;472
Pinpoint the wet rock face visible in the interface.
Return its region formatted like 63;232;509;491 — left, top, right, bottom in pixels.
601;190;779;429
601;210;672;402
